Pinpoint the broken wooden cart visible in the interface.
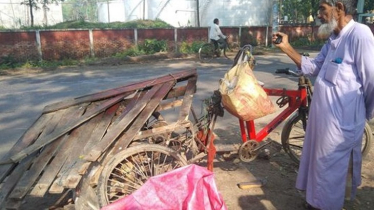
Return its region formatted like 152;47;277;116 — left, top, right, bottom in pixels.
0;69;226;209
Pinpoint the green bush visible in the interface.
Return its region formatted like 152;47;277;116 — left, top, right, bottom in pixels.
179;42;191;54
291;36;325;48
114;46;145;58
0;55;18;68
191;41;205;52
179;41;204;54
138;39;167;54
290;37;310;46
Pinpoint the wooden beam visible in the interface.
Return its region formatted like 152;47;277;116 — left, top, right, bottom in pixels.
112;81;176;153
9;94;127;164
0;113;53;182
43;69;197;113
84;83;164;162
178;77;197;122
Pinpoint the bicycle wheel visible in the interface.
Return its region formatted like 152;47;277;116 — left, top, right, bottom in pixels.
281;112;372;164
97;144;188;207
199;43;214;62
362;122;372;157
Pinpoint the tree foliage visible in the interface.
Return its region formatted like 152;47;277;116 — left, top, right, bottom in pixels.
364;0;374;12
281;0;312;23
21;0;63;27
280;0;374;24
62;0;98;22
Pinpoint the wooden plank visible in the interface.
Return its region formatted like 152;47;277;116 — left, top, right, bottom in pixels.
0;155;35;208
7;137;66;200
0;107;69;206
48;101;118;193
7;104;90;200
178;77;197;122
84;84;164;162
9;94;127;164
111;91;144;126
86;86;174;187
28;155;67;197
164;86;187;99
47;103;103;194
4;198;22;210
0;113;53;182
112;81;176;153
89;165;104;187
43;69;197;113
30;129;78;196
42;90;134;114
48;136;85;193
155;99;183;112
134;121;191;140
62;104;120;189
27;105;91;198
63;103;120;185
82;103;121;152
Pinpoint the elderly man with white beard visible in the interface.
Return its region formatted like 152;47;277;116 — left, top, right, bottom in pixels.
273;0;374;209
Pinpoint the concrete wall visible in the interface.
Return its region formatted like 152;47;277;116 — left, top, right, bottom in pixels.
97;0;273;27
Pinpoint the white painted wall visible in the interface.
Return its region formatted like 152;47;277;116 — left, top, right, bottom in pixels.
0;0;273;28
98;0;273;27
0;0;63;28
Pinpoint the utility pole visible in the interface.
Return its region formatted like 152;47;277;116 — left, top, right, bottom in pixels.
272;0;279;48
357;0;365;23
196;0;200;27
107;0;110;23
143;0;146;20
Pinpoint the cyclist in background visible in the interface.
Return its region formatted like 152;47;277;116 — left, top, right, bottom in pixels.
273;0;374;209
209;18;227;57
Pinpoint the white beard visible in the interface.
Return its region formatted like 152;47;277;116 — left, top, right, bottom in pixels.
317;18;338;39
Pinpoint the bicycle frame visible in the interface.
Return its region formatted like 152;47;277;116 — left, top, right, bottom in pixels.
239;83;308;143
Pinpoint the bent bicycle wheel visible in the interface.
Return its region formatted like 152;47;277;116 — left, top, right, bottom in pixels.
281;112;372;164
97;144;188;207
199;43;214;62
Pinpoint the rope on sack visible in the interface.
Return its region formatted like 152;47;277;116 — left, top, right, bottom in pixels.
231;44;253;68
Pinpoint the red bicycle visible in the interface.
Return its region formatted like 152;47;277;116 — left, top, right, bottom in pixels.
237;67;373;164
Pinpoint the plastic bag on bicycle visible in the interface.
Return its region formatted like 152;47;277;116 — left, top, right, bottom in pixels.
219;49;275;121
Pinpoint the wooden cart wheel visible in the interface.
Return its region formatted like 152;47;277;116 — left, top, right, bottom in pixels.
97;144;188;207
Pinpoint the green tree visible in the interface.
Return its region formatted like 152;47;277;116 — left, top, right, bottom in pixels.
62;0;98;22
281;0;312;24
21;0;37;27
282;0;374;23
21;0;63;27
364;0;374;12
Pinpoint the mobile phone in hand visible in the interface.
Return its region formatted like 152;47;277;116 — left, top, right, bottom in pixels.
274;35;282;44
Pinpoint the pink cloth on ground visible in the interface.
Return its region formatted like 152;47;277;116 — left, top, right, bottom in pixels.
101;164;227;210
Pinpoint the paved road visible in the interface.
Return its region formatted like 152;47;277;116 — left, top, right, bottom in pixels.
1;52;373;159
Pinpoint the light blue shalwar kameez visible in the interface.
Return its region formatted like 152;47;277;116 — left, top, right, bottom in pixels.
296;20;374;210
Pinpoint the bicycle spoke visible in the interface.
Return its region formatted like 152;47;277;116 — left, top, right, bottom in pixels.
99;144;188;205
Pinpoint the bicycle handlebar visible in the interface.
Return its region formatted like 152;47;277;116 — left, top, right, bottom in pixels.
275;68;301;77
